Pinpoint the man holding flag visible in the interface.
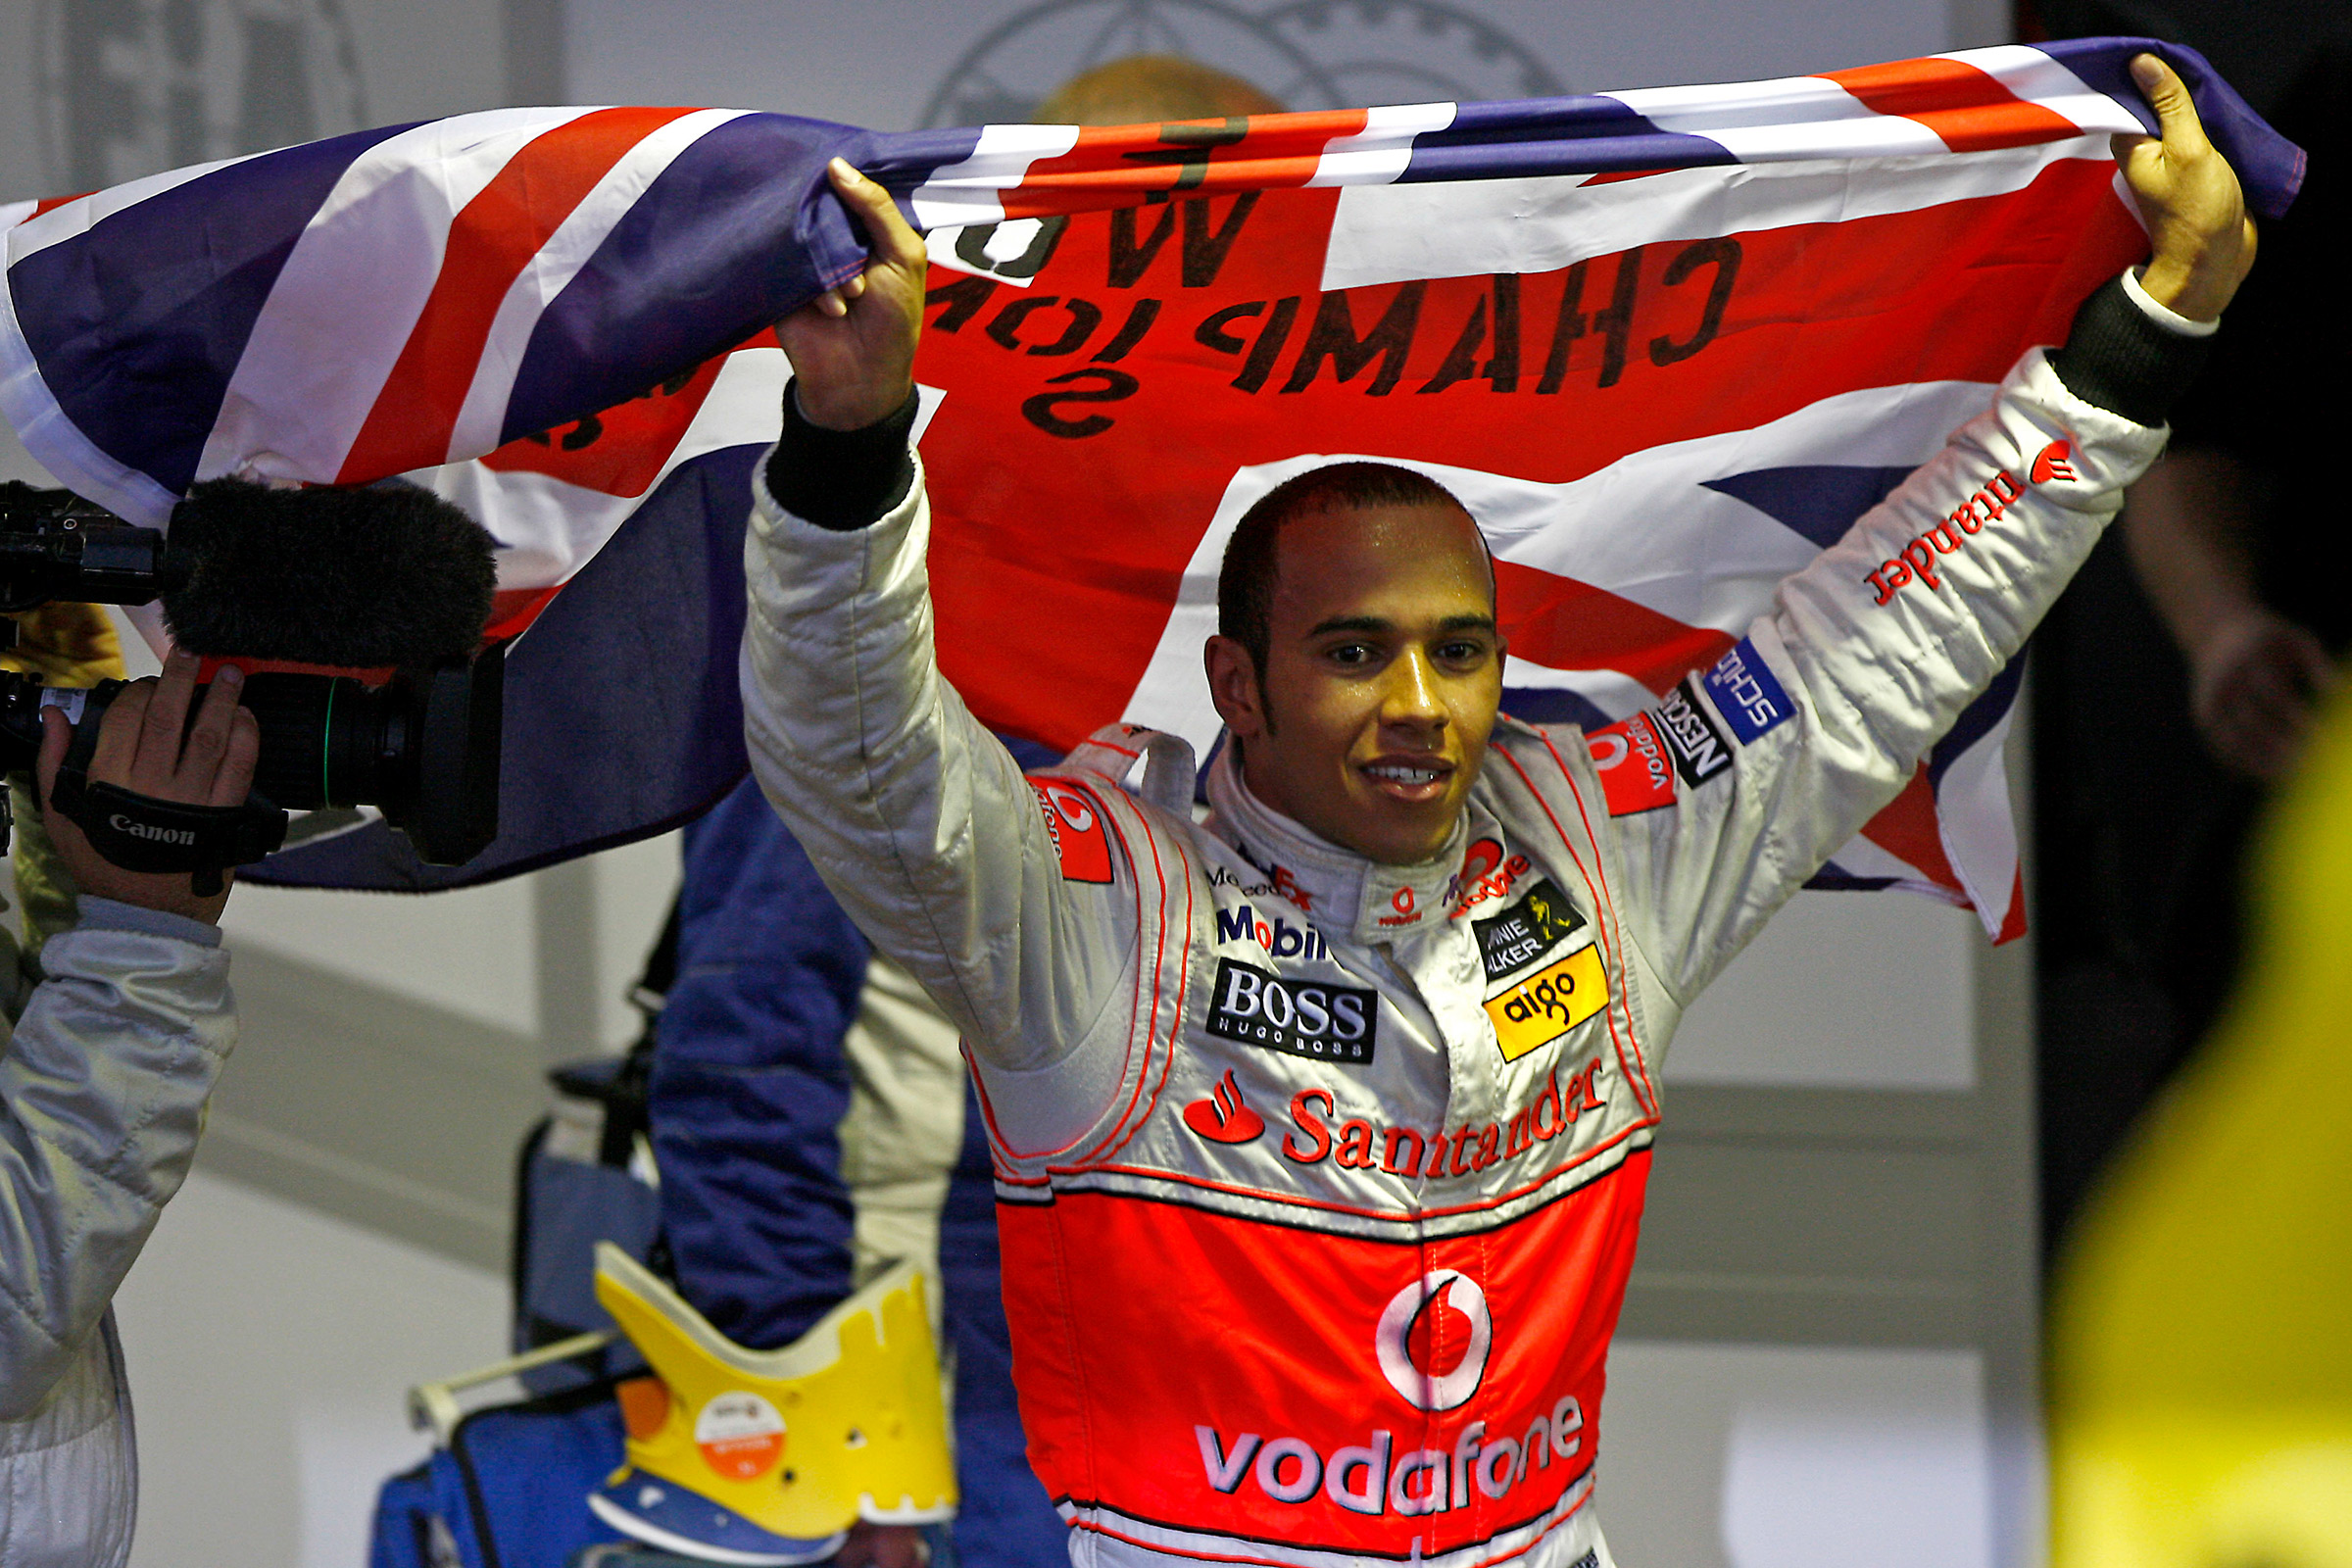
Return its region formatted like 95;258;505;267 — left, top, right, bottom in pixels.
743;49;2252;1568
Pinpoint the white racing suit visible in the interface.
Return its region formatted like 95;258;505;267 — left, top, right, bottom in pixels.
0;902;234;1568
742;340;2168;1566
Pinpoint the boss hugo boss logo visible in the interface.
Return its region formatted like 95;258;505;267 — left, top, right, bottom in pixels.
1649;679;1732;788
1471;878;1585;983
1206;959;1377;1065
109;814;195;846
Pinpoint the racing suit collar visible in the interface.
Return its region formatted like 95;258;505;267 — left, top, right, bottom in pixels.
1202;739;1467;946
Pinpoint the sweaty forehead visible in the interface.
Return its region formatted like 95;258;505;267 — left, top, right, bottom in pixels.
1267;501;1494;627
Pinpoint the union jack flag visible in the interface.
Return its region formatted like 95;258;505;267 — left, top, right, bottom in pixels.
0;38;2299;928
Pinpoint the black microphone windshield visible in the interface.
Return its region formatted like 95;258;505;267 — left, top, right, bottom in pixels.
163;479;498;667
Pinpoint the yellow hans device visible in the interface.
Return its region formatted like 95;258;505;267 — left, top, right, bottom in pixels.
588;1244;956;1565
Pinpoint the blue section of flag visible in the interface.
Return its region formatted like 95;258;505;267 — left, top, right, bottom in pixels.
1702;465;1915;550
1402;95;1737;178
1702;637;1795;745
1500;685;1615;731
2039;38;2301;218
503;114;879;447
1930;651;2026;788
9;123;414;495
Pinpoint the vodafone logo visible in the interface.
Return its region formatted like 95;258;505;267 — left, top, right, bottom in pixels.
1044;782;1094;832
1028;776;1112;883
1375;1271;1493;1411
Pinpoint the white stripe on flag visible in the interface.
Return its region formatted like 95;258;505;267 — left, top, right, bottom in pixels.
907;124;1083;231
1322;133;2108;291
1936;43;2146;137
194;107;595;490
1303;103;1459;187
1818;833;1958;899
445;109;751;466
1500;664;1659;720
1933;696;2024;938
0;201;36;230
1606;74;1950;161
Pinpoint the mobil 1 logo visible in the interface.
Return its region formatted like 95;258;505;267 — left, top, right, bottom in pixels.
1650;677;1732;789
1206;959;1378;1066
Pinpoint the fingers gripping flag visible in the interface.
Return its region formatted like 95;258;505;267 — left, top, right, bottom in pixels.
0;39;2301;924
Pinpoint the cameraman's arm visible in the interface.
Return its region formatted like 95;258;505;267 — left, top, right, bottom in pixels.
0;653;251;1418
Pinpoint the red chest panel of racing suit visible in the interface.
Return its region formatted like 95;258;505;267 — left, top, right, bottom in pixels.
982;732;1666;1567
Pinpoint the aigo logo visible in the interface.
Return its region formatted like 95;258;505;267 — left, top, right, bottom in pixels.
1375;1271;1492;1412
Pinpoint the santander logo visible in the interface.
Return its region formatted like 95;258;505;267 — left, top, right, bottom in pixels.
1182;1070;1264;1144
1375;1271;1493;1412
2029;439;2077;486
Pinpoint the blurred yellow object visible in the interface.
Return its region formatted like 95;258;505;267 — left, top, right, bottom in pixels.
2;601;126;690
1;603;127;980
2049;685;2352;1567
588;1243;956;1561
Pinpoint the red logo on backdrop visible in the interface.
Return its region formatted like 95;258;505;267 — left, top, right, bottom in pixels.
1374;1271;1494;1411
1182;1069;1264;1144
2029;439;2076;485
1029;778;1113;883
1589;712;1676;816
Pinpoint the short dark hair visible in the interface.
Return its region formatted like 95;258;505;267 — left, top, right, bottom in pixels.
1215;462;1475;677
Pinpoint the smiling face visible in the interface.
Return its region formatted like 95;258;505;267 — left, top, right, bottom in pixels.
1205;499;1505;866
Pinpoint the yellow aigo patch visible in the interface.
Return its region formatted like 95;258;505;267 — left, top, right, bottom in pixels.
1484;945;1609;1062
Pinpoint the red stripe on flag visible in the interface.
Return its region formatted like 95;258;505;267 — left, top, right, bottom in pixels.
1494;561;1737;696
1994;862;2028;944
1858;764;1964;894
1825;57;2083;154
31;193;94;219
484;584;563;642
336;106;703;484
1001;111;1371;220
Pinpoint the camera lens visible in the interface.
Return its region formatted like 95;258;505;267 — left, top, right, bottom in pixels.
238;674;408;812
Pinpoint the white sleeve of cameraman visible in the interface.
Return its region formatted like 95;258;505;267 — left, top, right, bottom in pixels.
0;901;232;1420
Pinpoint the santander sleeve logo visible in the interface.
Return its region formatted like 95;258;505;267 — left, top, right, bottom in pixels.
2030;439;2077;485
1374;1271;1493;1412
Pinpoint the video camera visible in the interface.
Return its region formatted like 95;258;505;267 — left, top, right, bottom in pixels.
0;480;504;875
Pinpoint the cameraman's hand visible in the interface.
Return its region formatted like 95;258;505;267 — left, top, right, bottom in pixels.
774;160;927;431
36;650;260;925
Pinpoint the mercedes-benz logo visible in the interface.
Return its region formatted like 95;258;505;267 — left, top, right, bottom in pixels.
921;0;1563;127
34;0;368;191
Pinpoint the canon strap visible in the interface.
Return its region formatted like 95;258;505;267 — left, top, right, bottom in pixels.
45;680;287;896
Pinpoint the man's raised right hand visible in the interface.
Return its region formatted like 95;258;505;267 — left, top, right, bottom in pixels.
776;160;929;431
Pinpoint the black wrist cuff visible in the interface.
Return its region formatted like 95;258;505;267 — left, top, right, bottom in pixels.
2046;275;2214;428
765;381;919;531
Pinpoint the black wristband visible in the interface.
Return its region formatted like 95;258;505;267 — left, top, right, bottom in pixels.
2046;275;2214;428
764;381;919;532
